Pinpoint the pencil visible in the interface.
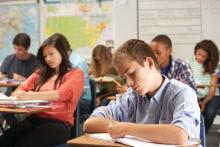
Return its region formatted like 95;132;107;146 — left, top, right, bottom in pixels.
103;107;112;120
113;80;121;86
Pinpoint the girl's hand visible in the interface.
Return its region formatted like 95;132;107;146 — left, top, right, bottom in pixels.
13;90;33;100
96;96;101;106
199;101;206;112
116;85;127;94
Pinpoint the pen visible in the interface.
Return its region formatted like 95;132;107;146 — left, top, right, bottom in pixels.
113;80;121;86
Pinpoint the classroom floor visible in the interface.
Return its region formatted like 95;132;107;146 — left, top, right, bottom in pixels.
207;124;220;147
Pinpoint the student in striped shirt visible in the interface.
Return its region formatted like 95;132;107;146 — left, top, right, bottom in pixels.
189;40;220;134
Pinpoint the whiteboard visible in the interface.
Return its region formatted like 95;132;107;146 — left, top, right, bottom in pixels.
138;0;202;59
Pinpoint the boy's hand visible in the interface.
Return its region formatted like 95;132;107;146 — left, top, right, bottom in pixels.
13;73;26;81
107;121;128;139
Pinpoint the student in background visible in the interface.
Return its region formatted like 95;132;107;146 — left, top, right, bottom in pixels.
0;33;39;127
0;33;84;147
90;44;117;106
84;39;200;145
189;40;220;134
0;33;39;96
151;34;196;91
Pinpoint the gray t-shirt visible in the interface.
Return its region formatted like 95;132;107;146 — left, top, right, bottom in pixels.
0;54;39;95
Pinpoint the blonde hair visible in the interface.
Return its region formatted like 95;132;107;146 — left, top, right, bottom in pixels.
90;45;113;77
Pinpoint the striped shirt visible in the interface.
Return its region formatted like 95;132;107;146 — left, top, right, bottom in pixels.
189;58;219;100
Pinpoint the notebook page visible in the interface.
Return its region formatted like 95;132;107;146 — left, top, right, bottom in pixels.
89;133;115;142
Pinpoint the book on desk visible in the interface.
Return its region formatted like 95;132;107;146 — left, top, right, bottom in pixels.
0;92;49;108
90;133;200;147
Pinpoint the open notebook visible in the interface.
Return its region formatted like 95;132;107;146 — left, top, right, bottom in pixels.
0;93;49;108
90;133;200;147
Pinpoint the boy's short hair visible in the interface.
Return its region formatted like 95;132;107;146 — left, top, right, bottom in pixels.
113;39;159;69
13;33;31;50
152;34;172;49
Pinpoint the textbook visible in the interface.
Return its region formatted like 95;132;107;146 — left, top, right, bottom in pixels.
93;76;115;82
90;133;200;147
0;93;49;108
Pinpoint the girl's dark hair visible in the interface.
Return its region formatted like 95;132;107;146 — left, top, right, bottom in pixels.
35;33;72;91
194;40;219;74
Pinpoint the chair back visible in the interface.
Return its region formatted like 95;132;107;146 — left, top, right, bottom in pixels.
200;114;206;147
89;78;96;113
72;104;80;138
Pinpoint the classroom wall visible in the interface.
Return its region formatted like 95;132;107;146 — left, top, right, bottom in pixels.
113;0;137;50
114;0;220;60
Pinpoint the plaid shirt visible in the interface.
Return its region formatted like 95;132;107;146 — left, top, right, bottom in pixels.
163;56;196;91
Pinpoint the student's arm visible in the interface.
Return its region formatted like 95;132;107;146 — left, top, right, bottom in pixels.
109;122;188;145
178;62;197;91
84;117;188;145
13;69;84;102
84;117;111;133
13;73;26;81
199;74;218;112
13;90;60;101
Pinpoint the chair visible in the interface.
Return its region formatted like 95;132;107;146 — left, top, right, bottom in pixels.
72;104;80;138
80;79;96;122
200;114;206;147
88;78;96;113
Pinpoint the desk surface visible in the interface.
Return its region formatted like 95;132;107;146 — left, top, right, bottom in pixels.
67;134;127;147
67;134;200;147
0;82;20;87
0;107;51;114
196;84;220;88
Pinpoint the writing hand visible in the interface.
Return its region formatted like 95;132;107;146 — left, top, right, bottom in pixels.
107;121;128;139
116;85;128;94
13;90;32;100
199;101;206;112
13;73;26;81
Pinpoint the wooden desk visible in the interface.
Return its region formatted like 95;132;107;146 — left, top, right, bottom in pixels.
67;134;127;147
196;84;220;88
67;134;200;147
0;82;20;87
0;107;51;114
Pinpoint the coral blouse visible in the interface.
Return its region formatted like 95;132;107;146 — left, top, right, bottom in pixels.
20;68;84;126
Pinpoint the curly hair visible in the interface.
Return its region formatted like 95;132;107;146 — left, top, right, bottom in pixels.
194;40;219;74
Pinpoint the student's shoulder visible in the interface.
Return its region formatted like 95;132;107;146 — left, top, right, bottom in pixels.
2;54;16;64
174;58;189;66
4;54;16;60
168;79;195;93
66;68;84;77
